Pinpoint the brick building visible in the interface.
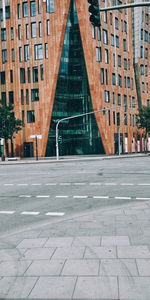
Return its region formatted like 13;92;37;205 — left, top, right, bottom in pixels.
0;0;149;157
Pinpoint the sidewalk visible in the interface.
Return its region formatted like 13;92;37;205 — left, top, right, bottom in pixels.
0;152;149;165
1;198;150;299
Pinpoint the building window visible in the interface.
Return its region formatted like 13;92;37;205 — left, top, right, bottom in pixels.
112;73;116;85
31;89;39;101
124;95;127;112
142;82;145;93
40;64;44;80
115;35;119;47
110;12;113;25
140;64;144;75
108;110;111;126
118;55;121;67
23;2;28;17
140;46;143;58
124;21;127;33
24;45;30;61
9;91;14;104
38;0;41;14
20;68;26;84
100;68;104;84
11;27;14;40
97;27;101;41
31;22;36;38
96;47;101;62
112;92;115;104
27;67;31;83
141;29;143;40
105;69;108;85
118;74;122;87
17;4;21;18
30;1;36;17
27;110;35;123
1;92;6;105
39;22;42;37
113;53;115;67
145;30;148;42
1;28;6;41
123;39;127;51
145;48;148;59
26;89;29;104
21;89;24;105
1;72;6;84
104;12;107;23
145;65;148;76
26;24;29;39
32;66;38;82
124;76;126;88
118;94;121;106
92;25;96;39
19;47;23;62
124;114;127;125
115;17;118;30
22;110;25;125
46;0;55;13
103;29;108;44
104;90;110;102
10;70;13;83
45;43;48;58
46;19;50;35
113;111;115;124
34;44;43;60
11;49;15;62
127;77;130;88
6;6;10;19
2;49;7;63
105;49;109;64
18;24;21;40
124;58;127;70
111;34;114;46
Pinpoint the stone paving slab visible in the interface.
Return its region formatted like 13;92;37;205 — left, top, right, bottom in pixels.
51;246;85;259
0;248;26;260
21;247;55;260
0;260;32;276
99;258;138;276
73;276;118;299
101;236;130;246
117;245;150;258
24;259;65;276
72;236;101;247
119;276;150;300
61;259;99;276
0;276;38;299
29;277;77;299
44;237;74;247
17;238;48;248
84;246;117;258
136;259;150;275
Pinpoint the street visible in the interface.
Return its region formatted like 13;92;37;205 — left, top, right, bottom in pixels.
0;156;150;236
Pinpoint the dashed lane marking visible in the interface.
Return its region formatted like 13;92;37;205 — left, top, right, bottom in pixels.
19;195;31;198
45;212;65;216
21;211;40;215
115;196;131;200
0;211;15;214
55;195;69;198
93;196;109;199
36;195;50;198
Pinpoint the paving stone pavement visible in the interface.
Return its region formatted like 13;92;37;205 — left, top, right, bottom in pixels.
1;200;150;299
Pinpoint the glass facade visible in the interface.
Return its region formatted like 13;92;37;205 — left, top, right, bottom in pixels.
46;0;104;156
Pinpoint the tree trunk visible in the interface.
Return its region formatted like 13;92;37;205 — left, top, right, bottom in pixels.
4;139;9;157
11;138;14;157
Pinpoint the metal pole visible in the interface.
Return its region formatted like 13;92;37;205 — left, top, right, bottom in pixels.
118;126;121;156
35;135;38;160
55;105;125;161
99;2;150;12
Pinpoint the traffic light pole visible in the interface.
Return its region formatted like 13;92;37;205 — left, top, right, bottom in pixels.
99;2;150;12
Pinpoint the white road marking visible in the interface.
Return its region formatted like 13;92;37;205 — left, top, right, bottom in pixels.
115;196;131;200
0;211;15;214
60;183;71;185
17;184;28;186
136;197;150;200
74;183;86;185
45;212;65;216
105;183;117;185
19;195;31;198
73;195;88;198
36;195;50;198
21;211;40;215
93;196;109;199
4;184;14;186
138;184;150;186
89;183;102;185
55;195;69;198
45;183;57;186
31;183;42;186
120;183;134;186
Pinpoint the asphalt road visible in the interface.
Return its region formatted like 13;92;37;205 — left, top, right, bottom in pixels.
0;156;150;236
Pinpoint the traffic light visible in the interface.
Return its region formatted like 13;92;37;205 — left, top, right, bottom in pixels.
88;0;100;27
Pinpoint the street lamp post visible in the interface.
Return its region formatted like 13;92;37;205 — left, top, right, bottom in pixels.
56;105;125;161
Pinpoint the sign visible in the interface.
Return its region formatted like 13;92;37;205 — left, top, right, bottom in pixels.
30;135;42;139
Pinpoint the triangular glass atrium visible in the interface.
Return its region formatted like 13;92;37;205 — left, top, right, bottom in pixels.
46;0;104;156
